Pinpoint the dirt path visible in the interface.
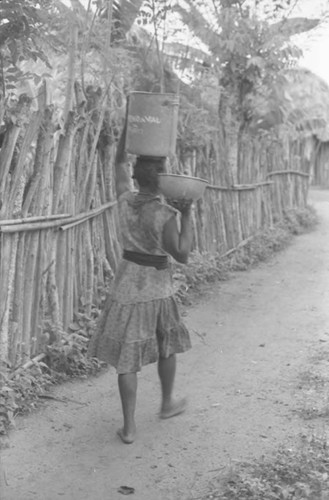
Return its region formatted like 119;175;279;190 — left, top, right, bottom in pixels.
1;188;329;500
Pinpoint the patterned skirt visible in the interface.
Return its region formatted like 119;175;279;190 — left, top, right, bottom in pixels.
87;294;191;374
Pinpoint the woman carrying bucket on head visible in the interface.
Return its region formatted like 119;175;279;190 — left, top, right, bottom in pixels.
88;94;194;444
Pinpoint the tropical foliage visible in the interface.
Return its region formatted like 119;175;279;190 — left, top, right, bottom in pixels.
0;0;61;102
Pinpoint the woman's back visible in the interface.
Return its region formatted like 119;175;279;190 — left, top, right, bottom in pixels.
119;191;176;256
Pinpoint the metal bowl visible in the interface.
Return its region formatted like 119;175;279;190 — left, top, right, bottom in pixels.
158;174;209;201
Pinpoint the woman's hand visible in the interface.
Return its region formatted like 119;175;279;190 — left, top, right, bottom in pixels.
166;198;193;215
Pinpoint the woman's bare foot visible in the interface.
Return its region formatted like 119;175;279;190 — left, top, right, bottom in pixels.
117;428;135;444
159;397;187;419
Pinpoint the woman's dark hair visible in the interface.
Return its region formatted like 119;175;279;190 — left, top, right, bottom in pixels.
132;156;166;191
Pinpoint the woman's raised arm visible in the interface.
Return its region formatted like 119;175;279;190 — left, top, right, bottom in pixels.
162;204;193;264
115;115;131;198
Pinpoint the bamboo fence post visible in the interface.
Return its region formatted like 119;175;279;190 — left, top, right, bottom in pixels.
29;153;54;358
10;231;26;365
31;230;48;356
84;222;94;317
78;90;106;208
21;137;49;361
85;155;98;210
65;145;77;329
0;233;19;363
57;234;68;326
52;113;76;214
46;250;63;335
76;228;87;310
51;112;77;331
60;125;75;330
75;129;89;210
22;231;40;362
7;113;42;215
21;107;54;216
0;116;34;363
102;141;114;200
0;125;21;206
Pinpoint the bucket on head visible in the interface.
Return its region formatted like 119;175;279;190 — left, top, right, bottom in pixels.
125;92;179;157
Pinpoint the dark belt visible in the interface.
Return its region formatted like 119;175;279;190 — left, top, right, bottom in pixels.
123;250;169;270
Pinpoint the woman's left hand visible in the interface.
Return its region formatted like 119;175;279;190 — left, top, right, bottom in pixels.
166;198;193;214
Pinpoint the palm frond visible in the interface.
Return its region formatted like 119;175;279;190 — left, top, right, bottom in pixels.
172;3;221;55
269;17;321;38
102;0;145;37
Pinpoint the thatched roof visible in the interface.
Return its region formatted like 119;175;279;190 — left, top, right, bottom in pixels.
252;67;329;141
284;68;329;141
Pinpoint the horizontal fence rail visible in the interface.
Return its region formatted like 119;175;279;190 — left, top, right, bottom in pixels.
0;201;117;233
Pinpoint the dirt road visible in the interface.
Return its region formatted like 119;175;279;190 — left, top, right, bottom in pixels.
1;188;329;500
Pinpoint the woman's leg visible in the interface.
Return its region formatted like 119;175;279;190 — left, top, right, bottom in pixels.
117;373;137;443
158;354;187;418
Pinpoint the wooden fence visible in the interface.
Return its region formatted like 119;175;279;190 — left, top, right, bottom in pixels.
0;93;311;369
312;140;329;187
191;132;311;253
0;87;121;368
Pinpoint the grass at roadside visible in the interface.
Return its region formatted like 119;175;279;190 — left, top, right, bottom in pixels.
293;344;329;421
200;433;329;500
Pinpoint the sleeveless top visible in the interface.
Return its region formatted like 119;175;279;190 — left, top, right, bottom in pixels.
111;191;178;305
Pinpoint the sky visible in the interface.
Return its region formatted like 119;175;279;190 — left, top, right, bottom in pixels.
299;27;329;85
290;0;329;85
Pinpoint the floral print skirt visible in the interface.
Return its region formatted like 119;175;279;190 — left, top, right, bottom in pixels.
87;294;191;374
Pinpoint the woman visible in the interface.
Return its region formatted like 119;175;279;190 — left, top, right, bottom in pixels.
88;127;193;444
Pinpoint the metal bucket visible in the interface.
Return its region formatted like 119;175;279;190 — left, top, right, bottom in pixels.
125;92;179;157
